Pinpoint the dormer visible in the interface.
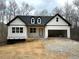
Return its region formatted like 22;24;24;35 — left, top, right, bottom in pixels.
37;18;41;24
31;17;35;24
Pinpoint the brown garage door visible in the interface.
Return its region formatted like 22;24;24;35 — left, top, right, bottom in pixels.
48;30;67;37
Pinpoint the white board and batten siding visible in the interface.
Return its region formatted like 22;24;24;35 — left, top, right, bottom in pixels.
7;15;71;39
45;16;70;38
7;18;27;39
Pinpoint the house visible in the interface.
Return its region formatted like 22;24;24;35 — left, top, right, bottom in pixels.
7;14;71;40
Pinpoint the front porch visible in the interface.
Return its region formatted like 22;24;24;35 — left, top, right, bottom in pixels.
27;26;45;38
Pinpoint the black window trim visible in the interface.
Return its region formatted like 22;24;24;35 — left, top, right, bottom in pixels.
20;27;23;33
12;27;15;33
56;17;59;22
12;27;23;33
30;28;36;33
37;18;41;24
31;18;35;24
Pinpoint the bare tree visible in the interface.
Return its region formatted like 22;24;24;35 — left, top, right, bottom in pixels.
16;8;22;15
40;9;48;16
68;8;77;28
0;0;6;41
0;0;6;22
34;10;40;16
63;3;72;21
39;9;48;16
73;0;79;9
6;0;18;22
51;7;63;16
21;2;34;15
63;3;78;28
73;0;79;28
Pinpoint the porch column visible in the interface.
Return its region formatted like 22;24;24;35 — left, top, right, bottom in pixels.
45;27;48;38
67;28;70;38
26;27;28;39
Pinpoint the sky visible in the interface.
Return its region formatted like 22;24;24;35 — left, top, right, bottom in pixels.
15;0;73;9
15;0;74;14
7;0;74;15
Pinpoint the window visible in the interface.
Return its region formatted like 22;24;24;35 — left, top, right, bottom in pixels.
16;27;19;33
56;17;59;22
30;28;36;33
12;27;23;33
12;27;15;33
20;27;23;33
31;18;35;24
37;18;41;24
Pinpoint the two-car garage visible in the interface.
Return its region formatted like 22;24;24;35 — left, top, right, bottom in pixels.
45;26;70;38
44;15;71;39
48;30;67;37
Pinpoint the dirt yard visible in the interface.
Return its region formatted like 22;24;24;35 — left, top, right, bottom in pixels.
0;38;79;59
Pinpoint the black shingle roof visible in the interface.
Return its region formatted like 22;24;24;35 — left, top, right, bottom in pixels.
19;16;53;25
7;14;71;26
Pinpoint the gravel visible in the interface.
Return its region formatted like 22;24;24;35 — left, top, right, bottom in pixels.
44;39;79;59
45;44;71;53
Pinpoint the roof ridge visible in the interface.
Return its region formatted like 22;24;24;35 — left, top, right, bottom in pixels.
16;15;54;17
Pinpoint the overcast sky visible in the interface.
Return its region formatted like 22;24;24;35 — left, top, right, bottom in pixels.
7;0;74;15
15;0;73;9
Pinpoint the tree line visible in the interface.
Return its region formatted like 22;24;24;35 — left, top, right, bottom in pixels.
0;0;79;28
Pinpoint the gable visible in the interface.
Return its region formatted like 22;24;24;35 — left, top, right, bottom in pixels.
46;15;69;26
10;18;25;25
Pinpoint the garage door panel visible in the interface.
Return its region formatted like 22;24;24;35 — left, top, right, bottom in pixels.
48;30;67;37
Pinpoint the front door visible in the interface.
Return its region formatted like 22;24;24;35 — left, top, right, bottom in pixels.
39;28;43;37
